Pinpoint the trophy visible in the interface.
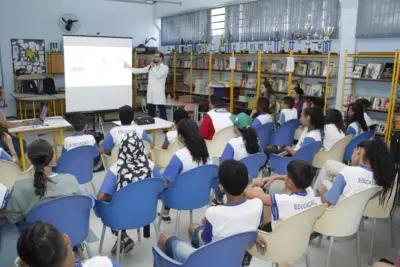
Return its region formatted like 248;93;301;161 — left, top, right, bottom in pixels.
219;34;225;53
280;36;286;53
209;36;215;53
304;14;313;53
267;35;273;53
295;34;303;53
323;24;335;53
289;33;295;51
273;26;280;53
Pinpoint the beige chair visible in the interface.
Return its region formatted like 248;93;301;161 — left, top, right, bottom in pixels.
205;126;237;159
248;204;326;267
0;160;34;189
272;101;281;121
100;145;119;170
363;174;398;264
151;140;184;170
294;126;304;141
312;135;352;169
313;187;380;267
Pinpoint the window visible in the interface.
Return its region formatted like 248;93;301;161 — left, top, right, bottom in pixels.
212;7;225;36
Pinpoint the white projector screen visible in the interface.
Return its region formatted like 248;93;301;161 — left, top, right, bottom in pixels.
64;35;133;113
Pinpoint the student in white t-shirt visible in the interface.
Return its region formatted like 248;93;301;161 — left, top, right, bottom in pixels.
347;103;369;136
355;98;374;128
63;113;98;153
100;105;152;153
162;108;188;149
317;139;395;207
279;97;298;125
323;109;346;151
251;97;273;128
162;118;213;222
156;160;266;264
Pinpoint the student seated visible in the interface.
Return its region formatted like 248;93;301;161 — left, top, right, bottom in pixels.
99;105;152;153
323;109;346;151
199;94;233;140
162;118;213;222
315;139;395;207
251;97;273;128
97;131;162;254
3;139;85;224
162;108;188;149
347;103;368;136
279;106;324;157
14;221;120;267
355;98;374;128
63;113;98;153
156;160;266;264
279;97;297;125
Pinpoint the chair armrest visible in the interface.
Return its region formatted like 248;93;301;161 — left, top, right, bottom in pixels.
151;147;175;169
270;154;293;175
152;246;183;267
19;165;34;179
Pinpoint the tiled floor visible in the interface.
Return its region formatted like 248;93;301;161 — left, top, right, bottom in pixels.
1;120;399;267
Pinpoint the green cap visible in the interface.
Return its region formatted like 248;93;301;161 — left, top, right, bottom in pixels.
230;112;252;130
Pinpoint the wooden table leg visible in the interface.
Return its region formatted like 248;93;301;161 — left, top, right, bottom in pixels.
18;133;26;170
60;128;64;147
18;100;23;120
23;101;27;119
53;129;59;159
32;101;36;118
53;100;56;116
152;131;156;148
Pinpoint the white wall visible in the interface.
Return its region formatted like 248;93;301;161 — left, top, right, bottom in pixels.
0;0;158;116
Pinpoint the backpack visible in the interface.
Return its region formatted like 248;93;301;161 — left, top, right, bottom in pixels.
22;80;38;94
43;78;56;94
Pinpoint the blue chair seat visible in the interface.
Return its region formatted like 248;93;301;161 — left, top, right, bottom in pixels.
240;153;267;183
269;119;300;147
255;122;275;150
343;131;375;161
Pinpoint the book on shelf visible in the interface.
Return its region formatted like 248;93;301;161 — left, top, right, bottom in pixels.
306;61;322;76
271;60;280;72
261;61;268;72
352;64;366;78
381;63;394;79
224;59;230;70
323;62;337;77
248;61;256;72
374;120;387;135
295;63;308;76
364;63;383;79
236;60;244;71
242;62;249;71
278;62;286;73
348;95;390;111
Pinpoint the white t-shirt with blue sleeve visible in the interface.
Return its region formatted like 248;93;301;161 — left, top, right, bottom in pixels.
324;165;379;206
294;127;322;151
98;161;162;196
63;134;98;152
279;108;298;124
270;187;321;230
220;136;262;162
101;125;152;151
347;122;364;136
252;113;273;128
323;124;346;151
0;148;14;162
163;147;213;183
199;198;263;244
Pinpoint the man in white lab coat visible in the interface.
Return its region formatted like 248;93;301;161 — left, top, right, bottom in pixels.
125;52;169;120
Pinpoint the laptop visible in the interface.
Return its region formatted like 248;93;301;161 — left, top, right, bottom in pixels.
30;105;48;126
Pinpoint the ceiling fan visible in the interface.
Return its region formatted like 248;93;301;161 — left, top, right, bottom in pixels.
59;14;80;33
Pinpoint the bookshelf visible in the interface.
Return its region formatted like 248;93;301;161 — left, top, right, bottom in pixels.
339;50;400;144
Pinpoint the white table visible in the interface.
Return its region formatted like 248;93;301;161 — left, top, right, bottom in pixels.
113;118;174;147
9;116;72;170
12;94;60;119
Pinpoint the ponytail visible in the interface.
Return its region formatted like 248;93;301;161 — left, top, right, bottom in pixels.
239;127;260;154
33;167;51;198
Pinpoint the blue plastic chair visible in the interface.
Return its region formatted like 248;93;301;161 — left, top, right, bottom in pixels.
240;153;267;183
270;141;322;175
96;178;165;263
153;231;257;267
24;195;93;255
55;145;99;191
343;131;375;161
270;119;301;146
255;122;275;150
158;165;219;236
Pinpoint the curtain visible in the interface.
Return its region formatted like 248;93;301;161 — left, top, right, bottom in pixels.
161;10;211;46
224;5;240;42
356;0;400;38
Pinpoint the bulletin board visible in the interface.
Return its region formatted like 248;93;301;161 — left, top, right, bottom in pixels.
10;39;46;74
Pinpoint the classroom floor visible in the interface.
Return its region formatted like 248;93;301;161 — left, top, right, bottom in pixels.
1;119;399;267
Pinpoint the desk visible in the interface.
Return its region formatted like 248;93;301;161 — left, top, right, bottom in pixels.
112;118;174;147
12;94;58;119
52;94;66;116
8;117;72;170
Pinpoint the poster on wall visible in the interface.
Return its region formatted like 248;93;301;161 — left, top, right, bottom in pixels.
10;39;46;74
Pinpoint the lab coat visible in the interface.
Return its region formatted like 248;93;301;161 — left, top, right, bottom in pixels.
130;63;169;105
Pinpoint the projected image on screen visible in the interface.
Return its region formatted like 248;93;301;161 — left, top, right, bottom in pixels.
64;36;133;113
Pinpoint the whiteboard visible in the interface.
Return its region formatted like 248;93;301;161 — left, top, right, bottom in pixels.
64;35;133;113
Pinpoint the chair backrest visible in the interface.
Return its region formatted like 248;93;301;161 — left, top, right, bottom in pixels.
293;141;322;164
312;135;352;169
240;153;267;183
151;140;184;169
270;119;300;146
162;165;218;210
364;174;398;219
248;204;326;263
343;131;374;161
55;146;98;184
97;178;165;230
25;195;93;246
255;122;275;150
206;126;237;158
313;187;379;237
0;160;34;189
153;231;257;267
101;144;120;170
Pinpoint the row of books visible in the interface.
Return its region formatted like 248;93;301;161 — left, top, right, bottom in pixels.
236;75;256;88
374;120;387;135
270;77;337;97
347;95;390;111
352;62;394;80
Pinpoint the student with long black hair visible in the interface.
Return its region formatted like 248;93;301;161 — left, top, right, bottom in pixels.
161;119;213;221
323;109;346;151
316;138;396;207
347;103;368;136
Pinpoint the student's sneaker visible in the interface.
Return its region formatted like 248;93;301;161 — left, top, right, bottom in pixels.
211;198;224;206
242;251;253;266
157;213;172;224
123;238;135;253
111;240;125;254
